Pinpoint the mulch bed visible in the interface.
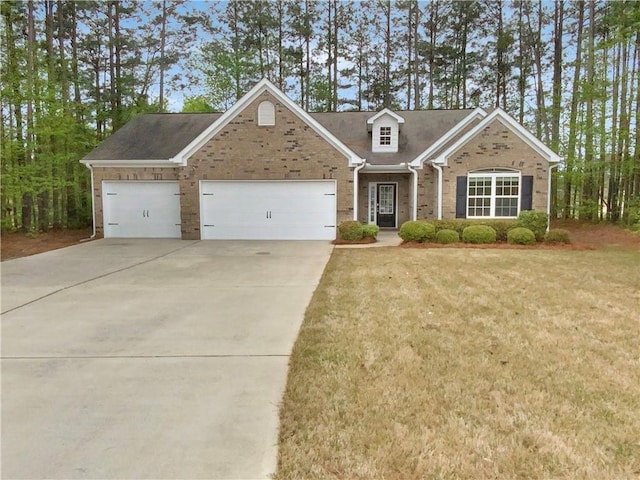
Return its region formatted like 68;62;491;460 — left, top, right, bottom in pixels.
1;229;93;261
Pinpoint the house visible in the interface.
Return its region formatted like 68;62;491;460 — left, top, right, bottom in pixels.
80;78;561;240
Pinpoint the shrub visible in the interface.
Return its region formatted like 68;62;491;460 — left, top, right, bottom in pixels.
482;219;519;242
399;220;436;242
507;227;536;245
544;228;571;244
436;229;460;244
362;224;380;239
432;219;470;236
338;220;364;241
517;210;548;241
462;225;497;244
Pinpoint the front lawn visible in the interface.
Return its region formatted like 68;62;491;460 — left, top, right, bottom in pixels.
277;248;640;478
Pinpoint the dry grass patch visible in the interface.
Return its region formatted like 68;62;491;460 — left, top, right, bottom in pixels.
277;248;640;479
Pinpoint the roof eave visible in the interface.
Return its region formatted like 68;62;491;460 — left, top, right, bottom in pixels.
79;159;178;168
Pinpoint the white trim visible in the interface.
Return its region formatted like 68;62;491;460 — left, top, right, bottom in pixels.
353;161;367;220
547;162;559;229
173;78;363;167
366;108;405;128
407;164;418;221
258;100;275;126
432;108;562;166
361;164;409;173
84;164;96;239
79;159;178;168
431;162;443;220
411;108;487;168
466;171;521;219
368;181;399;228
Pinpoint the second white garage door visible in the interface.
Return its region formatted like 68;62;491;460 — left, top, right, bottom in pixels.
200;180;336;240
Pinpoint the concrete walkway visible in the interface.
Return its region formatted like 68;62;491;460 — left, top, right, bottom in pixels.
1;239;333;479
334;229;402;249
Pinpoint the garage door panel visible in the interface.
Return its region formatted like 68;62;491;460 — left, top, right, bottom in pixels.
200;181;336;240
103;182;181;238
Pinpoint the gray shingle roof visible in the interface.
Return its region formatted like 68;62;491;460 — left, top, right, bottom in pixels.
81;113;221;161
310;110;475;165
81;109;476;165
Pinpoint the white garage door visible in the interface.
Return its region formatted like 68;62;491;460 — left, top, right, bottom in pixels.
200;180;336;240
102;181;181;238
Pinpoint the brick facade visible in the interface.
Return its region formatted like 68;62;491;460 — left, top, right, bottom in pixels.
419;119;549;220
91;167;180;237
358;173;411;227
179;91;354;239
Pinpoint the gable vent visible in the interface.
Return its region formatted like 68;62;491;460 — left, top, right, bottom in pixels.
258;101;275;126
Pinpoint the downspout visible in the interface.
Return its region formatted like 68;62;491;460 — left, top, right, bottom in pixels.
407;164;418;221
82;163;97;240
431;162;444;220
353;161;367;221
547;162;559;232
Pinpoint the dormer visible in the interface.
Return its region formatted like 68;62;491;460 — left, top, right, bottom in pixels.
367;108;405;153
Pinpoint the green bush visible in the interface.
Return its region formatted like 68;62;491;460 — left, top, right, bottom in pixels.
544;228;571;244
507;227;536;245
482;219;519;242
462;225;497;244
362;224;380;239
432;219;470;236
399;220;436;242
517;210;548;241
338;220;364;241
435;229;460;244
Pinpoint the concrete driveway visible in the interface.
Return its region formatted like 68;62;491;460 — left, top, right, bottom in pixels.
1;239;333;479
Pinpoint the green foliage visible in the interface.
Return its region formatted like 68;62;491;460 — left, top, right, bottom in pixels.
507;227;536;245
435;229;460;244
462;225;497;244
432;219;470;236
432;219;516;241
362;224;380;239
338;221;365;241
517;210;548;241
482;219;519;242
544;229;571;244
182;96;217;113
399;221;436;242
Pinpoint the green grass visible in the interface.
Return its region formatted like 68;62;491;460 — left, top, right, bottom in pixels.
276;248;640;479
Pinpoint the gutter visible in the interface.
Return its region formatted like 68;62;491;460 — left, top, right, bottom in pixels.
82;163;97;240
407;164;418;221
547;161;560;232
353;161;367;221
431;162;444;220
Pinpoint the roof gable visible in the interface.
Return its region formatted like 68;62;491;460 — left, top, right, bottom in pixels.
173;78;364;166
431;108;562;165
410;108;486;168
366;108;405;131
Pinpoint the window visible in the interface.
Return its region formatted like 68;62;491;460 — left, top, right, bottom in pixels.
379;126;391;145
467;171;520;218
258;101;275;126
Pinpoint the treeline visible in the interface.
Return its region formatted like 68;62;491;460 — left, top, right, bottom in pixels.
1;0;639;231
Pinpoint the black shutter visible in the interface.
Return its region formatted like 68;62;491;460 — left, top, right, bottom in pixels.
521;175;533;211
456;176;467;218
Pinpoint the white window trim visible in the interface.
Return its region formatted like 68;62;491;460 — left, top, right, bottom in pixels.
467;171;521;219
379;126;391;146
257;100;275;126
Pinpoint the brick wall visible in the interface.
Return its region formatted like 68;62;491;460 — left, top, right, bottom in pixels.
180;91;354;239
91;167;180;237
426;119;549;219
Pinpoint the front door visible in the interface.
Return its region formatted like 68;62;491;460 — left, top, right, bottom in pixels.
377;183;396;227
